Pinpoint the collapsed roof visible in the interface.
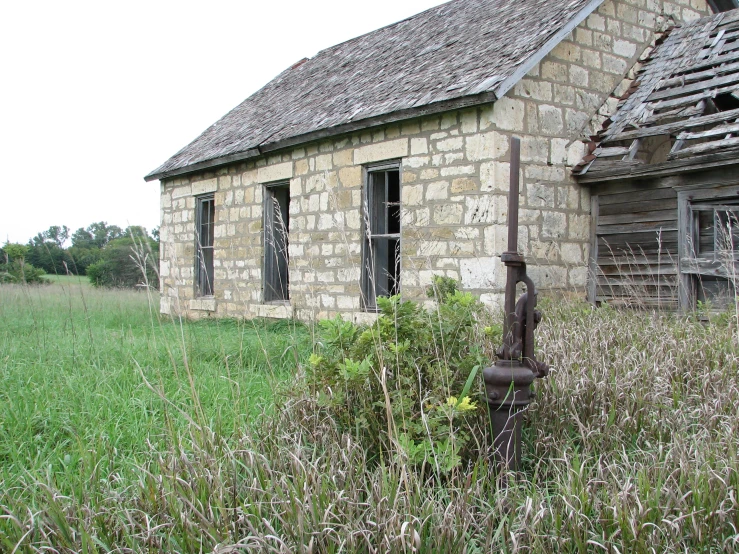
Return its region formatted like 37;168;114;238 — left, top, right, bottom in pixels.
146;0;606;181
575;8;739;183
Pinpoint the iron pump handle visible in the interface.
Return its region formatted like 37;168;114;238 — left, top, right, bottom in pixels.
496;137;549;375
484;136;549;473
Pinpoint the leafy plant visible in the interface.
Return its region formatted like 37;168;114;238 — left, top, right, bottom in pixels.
298;283;491;472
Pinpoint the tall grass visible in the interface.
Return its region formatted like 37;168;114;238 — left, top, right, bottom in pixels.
1;279;738;552
0;278;309;504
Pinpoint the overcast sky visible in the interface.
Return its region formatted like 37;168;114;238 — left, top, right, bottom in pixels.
0;0;446;245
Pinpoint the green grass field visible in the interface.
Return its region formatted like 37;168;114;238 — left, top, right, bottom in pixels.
0;280;310;501
1;280;738;552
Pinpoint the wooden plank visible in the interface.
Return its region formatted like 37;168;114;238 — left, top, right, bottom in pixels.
597;221;677;235
669;135;739;158
595;294;679;308
598;186;676;205
649;81;739;112
589;177;671;196
640;103;705;126
665;49;739;77
648;71;739;102
598;209;677;225
576;147;739;184
599;199;678;216
677;121;739;140
588;194;598;304
598;267;678;278
594;145;631;158
585;159;644;172
658;60;739;90
609;107;739;142
598;230;678;248
597;276;677;286
597;254;676;266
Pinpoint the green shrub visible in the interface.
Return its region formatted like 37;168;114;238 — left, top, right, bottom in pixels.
87;235;159;289
0;243;47;284
298;286;492;472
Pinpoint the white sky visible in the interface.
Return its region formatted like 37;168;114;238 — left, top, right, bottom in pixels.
0;0;446;245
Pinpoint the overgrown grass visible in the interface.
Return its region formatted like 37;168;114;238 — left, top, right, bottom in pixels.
1;283;738;552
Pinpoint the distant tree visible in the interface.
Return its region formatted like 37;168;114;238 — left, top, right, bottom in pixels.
68;222;124;275
0;242;47;284
31;225;70;249
26;226;75;275
87;228;159;289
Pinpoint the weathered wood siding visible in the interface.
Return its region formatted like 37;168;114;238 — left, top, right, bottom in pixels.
591;179;679;308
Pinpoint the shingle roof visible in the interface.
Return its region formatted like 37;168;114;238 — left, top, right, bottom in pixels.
146;0;603;181
575;8;739;181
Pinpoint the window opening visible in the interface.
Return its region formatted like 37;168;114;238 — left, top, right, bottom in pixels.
195;195;215;297
684;197;739;309
264;183;290;302
362;164;401;310
690;201;739;258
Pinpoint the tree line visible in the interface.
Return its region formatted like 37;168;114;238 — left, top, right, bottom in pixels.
1;222;159;288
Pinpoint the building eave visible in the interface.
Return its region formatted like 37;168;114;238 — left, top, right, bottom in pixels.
145;90;499;182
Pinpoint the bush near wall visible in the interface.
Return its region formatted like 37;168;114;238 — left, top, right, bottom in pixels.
296;277;498;472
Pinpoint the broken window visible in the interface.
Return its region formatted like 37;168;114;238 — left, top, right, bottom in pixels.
682;196;739;308
195;194;215;297
263;183;290;302
362;163;401;310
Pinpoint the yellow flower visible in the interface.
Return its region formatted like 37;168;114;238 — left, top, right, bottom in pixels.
445;396;477;412
456;396;477;412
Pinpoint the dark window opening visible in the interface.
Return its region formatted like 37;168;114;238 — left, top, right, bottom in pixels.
195;195;215;297
711;92;739;112
683;196;739;309
264;183;290;302
691;200;739;257
362;164;401;310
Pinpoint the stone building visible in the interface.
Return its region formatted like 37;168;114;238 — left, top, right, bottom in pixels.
146;0;727;321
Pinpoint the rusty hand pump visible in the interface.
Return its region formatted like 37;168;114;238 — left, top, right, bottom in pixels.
483;136;549;472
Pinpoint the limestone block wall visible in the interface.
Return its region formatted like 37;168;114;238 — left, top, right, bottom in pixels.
158;0;710;321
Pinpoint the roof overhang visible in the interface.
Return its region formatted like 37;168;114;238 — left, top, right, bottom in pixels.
575;148;739;185
145;90;499;181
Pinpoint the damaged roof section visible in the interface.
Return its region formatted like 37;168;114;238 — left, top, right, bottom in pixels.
146;0;604;181
575;9;739;183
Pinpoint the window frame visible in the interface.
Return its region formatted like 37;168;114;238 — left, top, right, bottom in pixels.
677;184;739;309
361;160;402;311
194;193;215;298
262;181;291;303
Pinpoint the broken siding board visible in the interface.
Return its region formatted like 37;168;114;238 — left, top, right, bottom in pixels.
669;135;739;157
610;106;739;141
677;122;739;140
641;104;706;126
662;49;739;77
647;72;739;102
594;146;632;157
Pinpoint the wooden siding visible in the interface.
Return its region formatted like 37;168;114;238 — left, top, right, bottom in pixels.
592;180;679;308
